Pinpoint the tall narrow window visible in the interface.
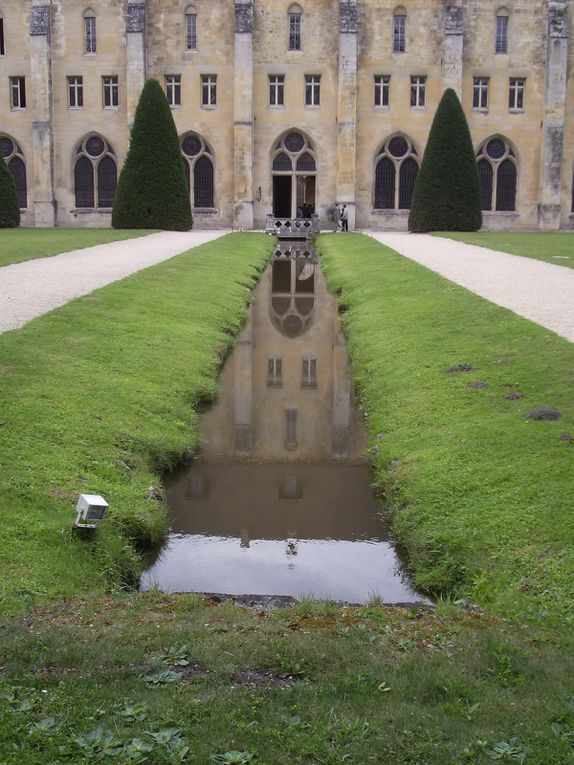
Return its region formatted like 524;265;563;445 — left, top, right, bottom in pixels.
509;78;525;111
68;76;84;108
374;75;390;107
495;14;508;54
269;75;285;106
201;74;216;106
0;136;27;208
0;18;5;56
374;135;420;210
410;76;426;107
165;75;181;107
181;133;215;209
572;169;574;214
74;135;117;209
305;75;320;106
84;13;96;54
289;12;301;50
185;12;197;50
473;77;489;110
102;76;119;108
267;358;283;387
10;77;26;109
476;137;518;212
393;12;406;52
301;358;317;388
285;409;298;449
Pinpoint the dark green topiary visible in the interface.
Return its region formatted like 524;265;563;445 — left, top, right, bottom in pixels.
408;88;482;233
0;153;20;228
112;78;192;230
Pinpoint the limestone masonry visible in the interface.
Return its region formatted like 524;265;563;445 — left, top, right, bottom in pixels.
1;0;573;231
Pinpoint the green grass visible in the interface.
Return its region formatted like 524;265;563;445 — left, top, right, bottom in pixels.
318;233;574;622
434;231;574;269
0;233;272;612
1;594;573;765
0;228;156;267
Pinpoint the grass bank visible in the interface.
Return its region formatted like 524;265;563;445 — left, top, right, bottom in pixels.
1;593;574;765
318;233;574;621
0;229;155;268
434;231;574;270
0;233;272;612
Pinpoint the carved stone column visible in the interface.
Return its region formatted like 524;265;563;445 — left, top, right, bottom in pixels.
233;0;254;230
125;2;146;128
336;0;358;230
443;2;464;97
539;1;569;230
29;1;55;226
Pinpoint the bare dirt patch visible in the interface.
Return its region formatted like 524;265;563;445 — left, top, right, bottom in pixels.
231;669;295;689
444;364;475;374
524;407;562;421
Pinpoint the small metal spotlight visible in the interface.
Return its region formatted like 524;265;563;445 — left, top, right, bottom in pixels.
74;494;109;529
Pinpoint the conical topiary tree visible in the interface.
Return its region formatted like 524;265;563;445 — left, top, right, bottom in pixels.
408;88;482;233
0;153;20;228
112;78;193;230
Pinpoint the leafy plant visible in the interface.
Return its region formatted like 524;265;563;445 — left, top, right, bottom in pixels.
484;738;531;762
72;727;123;760
142;669;181;687
210;752;254;764
161;645;190;666
119;702;149;722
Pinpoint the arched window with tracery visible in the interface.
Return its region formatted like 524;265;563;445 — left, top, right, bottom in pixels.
272;131;317;218
0;135;27;208
74;135;117;208
374;135;419;210
181;133;214;209
476;137;517;212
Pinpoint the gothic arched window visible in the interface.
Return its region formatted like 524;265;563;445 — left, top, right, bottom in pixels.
181;133;214;209
74;135;117;208
184;5;197;50
83;8;97;54
0;135;27;208
374;135;419;210
476;137;517;212
288;3;303;50
393;6;406;52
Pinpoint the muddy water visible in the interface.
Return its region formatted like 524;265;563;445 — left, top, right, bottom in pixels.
141;242;423;603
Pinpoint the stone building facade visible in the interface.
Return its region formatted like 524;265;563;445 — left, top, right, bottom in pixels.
1;0;572;230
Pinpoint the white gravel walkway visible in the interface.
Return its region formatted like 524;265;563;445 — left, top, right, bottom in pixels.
0;230;229;333
366;232;574;344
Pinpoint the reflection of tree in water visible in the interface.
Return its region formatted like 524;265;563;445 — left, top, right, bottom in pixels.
270;247;316;338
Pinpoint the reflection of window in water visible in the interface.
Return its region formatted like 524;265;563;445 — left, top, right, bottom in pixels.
185;474;209;499
279;475;302;499
301;357;317;388
267;357;283;387
285;408;297;450
270;258;316;339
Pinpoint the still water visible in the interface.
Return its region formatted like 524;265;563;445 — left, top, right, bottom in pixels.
141;242;423;603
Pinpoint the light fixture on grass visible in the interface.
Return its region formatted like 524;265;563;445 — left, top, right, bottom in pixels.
74;494;109;529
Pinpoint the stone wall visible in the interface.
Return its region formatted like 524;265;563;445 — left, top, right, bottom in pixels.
0;0;572;230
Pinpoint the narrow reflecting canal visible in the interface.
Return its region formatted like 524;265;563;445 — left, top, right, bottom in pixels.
141;242;423;603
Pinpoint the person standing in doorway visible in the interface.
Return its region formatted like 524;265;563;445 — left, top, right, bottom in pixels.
341;204;348;232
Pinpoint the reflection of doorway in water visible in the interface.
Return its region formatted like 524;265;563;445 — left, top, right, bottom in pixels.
271;131;317;218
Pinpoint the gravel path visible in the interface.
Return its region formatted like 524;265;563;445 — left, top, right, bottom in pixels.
366;232;574;344
0;230;229;333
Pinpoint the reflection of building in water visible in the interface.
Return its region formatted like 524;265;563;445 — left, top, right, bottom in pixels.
199;248;364;463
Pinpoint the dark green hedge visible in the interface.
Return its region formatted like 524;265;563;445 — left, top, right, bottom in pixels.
409;89;482;233
0;154;20;228
112;79;193;231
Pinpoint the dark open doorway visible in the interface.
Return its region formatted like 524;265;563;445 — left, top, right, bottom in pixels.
273;175;292;217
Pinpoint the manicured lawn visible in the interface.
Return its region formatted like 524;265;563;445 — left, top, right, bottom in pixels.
318;233;574;622
0;228;155;268
435;231;574;269
1;594;573;765
0;233;272;612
